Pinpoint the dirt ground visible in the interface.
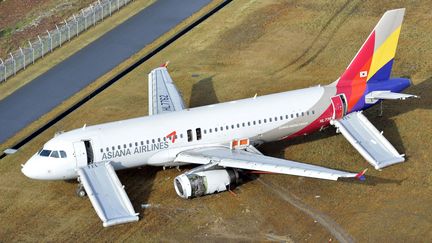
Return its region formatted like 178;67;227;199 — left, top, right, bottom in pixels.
0;0;431;242
0;0;98;58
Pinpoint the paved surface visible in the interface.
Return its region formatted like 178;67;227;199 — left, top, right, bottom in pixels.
0;0;212;144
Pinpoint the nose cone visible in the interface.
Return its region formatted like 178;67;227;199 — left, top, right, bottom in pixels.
21;156;47;180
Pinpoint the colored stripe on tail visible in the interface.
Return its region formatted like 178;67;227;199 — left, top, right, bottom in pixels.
336;9;405;111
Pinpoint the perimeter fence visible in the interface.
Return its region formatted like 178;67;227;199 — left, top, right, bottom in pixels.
0;0;133;83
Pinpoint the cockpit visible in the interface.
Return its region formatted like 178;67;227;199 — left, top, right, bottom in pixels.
38;149;68;159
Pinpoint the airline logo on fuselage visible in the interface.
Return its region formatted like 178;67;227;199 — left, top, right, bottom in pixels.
101;131;177;160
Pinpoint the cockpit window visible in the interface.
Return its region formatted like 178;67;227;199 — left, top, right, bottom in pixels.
60;151;67;158
39;150;52;157
50;151;60;158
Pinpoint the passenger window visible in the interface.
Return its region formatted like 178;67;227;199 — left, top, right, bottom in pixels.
60;151;67;158
231;125;234;129
112;146;115;151
118;145;121;149
135;142;138;146
163;137;166;141
196;128;202;140
237;124;240;128
50;151;59;158
141;141;144;145
152;139;155;143
215;127;218;132
258;120;261;124
274;117;278;121
264;119;267;123
312;110;315;115
280;116;283;120
307;111;309;115
180;134;183;139
253;121;256;125
100;149;103;153
302;112;304;116
220;126;223;131
248;122;250;126
269;118;272;122
39;150;51;157
226;125;229;130
204;129;207;134
124;144;127;148
291;114;294;118
187;129;193;142
296;113;299;117
129;143;133;147
209;128;212;133
106;147;109;152
285;115;288;119
146;140;149;144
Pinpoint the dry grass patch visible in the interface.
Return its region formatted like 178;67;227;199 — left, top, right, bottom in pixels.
1;0;431;241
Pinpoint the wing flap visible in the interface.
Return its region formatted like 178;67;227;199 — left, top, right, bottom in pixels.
77;162;139;227
175;146;358;181
331;111;405;169
148;67;186;115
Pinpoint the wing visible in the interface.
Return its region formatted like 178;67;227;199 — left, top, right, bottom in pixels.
174;146;361;181
77;162;139;227
148;66;186;115
331;111;405;169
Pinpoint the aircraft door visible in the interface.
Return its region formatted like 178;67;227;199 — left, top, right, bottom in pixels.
73;141;87;168
331;94;347;120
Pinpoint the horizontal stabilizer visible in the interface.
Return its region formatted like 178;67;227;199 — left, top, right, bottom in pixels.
365;91;418;104
331;112;405;169
77;162;139;227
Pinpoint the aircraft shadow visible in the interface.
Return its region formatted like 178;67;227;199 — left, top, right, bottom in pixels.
189;75;219;108
339;175;406;186
116;166;159;219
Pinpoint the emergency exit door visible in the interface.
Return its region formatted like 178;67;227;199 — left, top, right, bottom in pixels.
331;94;347;120
73;141;88;168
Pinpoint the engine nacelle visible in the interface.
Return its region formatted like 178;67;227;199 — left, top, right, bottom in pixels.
174;169;239;199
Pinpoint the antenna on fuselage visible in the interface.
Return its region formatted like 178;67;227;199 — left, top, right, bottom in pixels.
82;124;87;130
253;93;257;99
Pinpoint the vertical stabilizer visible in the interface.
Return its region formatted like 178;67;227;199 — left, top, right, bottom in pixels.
337;8;405;87
336;9;405;112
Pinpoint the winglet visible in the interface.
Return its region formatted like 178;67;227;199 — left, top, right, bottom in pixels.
355;168;368;181
160;61;170;68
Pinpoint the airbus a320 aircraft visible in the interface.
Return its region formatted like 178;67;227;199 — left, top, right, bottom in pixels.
21;9;416;227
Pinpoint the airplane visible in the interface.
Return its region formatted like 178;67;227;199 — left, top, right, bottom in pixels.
21;8;417;227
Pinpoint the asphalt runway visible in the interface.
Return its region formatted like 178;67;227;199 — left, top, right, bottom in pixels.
0;0;212;144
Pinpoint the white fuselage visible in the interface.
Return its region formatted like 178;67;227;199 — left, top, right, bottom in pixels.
22;85;338;180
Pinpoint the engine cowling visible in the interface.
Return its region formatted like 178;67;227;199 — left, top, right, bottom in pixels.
174;169;239;199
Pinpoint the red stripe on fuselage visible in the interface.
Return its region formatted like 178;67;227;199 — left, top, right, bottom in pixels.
285;105;333;139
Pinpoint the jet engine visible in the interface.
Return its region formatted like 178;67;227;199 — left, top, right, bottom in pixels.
174;169;239;199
